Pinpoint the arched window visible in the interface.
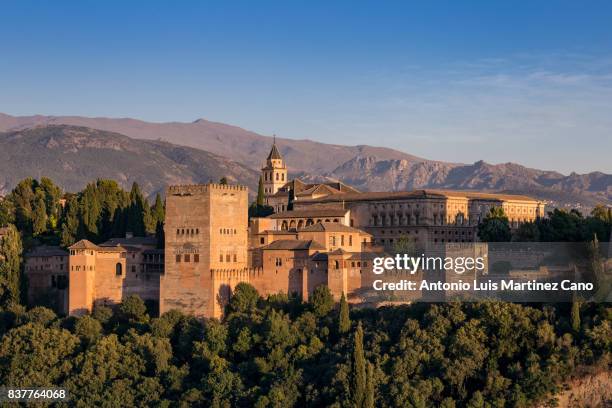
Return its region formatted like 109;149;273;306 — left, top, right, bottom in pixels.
115;263;122;276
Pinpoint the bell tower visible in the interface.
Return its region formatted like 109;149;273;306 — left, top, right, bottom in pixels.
261;135;287;203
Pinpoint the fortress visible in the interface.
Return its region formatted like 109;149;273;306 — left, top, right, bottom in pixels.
24;141;546;318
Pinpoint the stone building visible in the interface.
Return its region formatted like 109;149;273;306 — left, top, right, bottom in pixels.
24;245;69;312
44;140;547;319
290;190;545;248
27;234;164;316
161;183;249;318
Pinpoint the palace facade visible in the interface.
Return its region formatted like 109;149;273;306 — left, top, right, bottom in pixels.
25;141;545;318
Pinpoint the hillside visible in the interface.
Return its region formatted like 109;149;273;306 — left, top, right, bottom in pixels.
328;157;612;208
0;125;259;197
0;113;427;175
0;113;610;209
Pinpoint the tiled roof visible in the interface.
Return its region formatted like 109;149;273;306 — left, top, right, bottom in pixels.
268;208;348;219
102;236;157;247
297;189;539;204
26;245;68;257
267;143;283;160
298;222;371;235
69;239;100;250
262;239;325;251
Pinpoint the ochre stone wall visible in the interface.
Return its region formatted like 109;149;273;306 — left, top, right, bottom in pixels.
161;184;248;318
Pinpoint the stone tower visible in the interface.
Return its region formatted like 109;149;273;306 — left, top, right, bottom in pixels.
261;137;287;204
161;183;249;317
68;240;126;316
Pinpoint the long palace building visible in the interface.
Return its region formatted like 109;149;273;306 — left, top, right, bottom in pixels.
24;141;545;318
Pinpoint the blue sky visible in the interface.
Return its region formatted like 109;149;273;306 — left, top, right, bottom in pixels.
1;1;611;173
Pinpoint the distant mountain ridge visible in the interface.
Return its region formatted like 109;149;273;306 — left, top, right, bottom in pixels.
325;157;611;209
0;125;259;197
0;113;610;209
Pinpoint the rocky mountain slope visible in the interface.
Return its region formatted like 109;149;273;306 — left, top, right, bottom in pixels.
0;113;609;209
0;125;259;197
0;113;425;175
327;157;611;209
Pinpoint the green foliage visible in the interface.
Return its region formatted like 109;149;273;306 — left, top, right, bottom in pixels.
0;224;23;308
248;202;275;218
310;285;334;317
352;322;367;407
257;176;265;207
0;297;608;406
338;292;351;334
219;177;228;185
478;207;511;242
571;298;581;333
226;282;260;315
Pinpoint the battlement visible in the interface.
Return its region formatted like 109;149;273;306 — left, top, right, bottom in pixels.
210;267;264;280
167;183;248;196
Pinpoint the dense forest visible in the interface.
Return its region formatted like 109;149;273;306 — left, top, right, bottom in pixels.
0;177;610;407
0;287;609;407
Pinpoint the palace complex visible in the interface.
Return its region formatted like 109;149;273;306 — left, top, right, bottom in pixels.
24;141;545;318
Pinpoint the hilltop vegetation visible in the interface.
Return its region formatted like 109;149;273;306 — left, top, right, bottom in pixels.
0;176;610;407
0;287;609;407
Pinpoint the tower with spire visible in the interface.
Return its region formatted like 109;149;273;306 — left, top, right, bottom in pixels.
261;135;288;203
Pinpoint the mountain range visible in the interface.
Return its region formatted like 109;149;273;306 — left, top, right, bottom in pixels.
0;113;610;210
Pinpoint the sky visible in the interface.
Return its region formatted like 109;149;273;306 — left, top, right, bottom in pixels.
1;1;611;174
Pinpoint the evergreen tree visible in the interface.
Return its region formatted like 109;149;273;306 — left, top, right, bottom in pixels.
365;361;375;408
352;322;367;408
478;207;511;242
571;296;581;333
9;178;37;234
0;198;15;226
32;195;47;237
257;177;265;207
39;177;61;229
128;182;147;236
338;292;351;334
60;196;80;247
0;224;23;308
310;285;334;317
219;177;228;185
151;194;165;225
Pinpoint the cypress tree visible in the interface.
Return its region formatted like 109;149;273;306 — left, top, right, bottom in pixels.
32;196;47;236
257;176;265;207
571;296;581;333
338;292;351;334
0;224;23;307
60;196;80;247
365;361;375;408
128;182;146;236
152;193;165;225
352;322;366;407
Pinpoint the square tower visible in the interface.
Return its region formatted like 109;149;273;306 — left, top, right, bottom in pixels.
161;183;248;317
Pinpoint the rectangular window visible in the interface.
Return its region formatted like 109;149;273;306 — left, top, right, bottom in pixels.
194;254;199;263
349;235;353;246
184;254;190;262
220;254;223;262
341;235;344;246
176;254;181;262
